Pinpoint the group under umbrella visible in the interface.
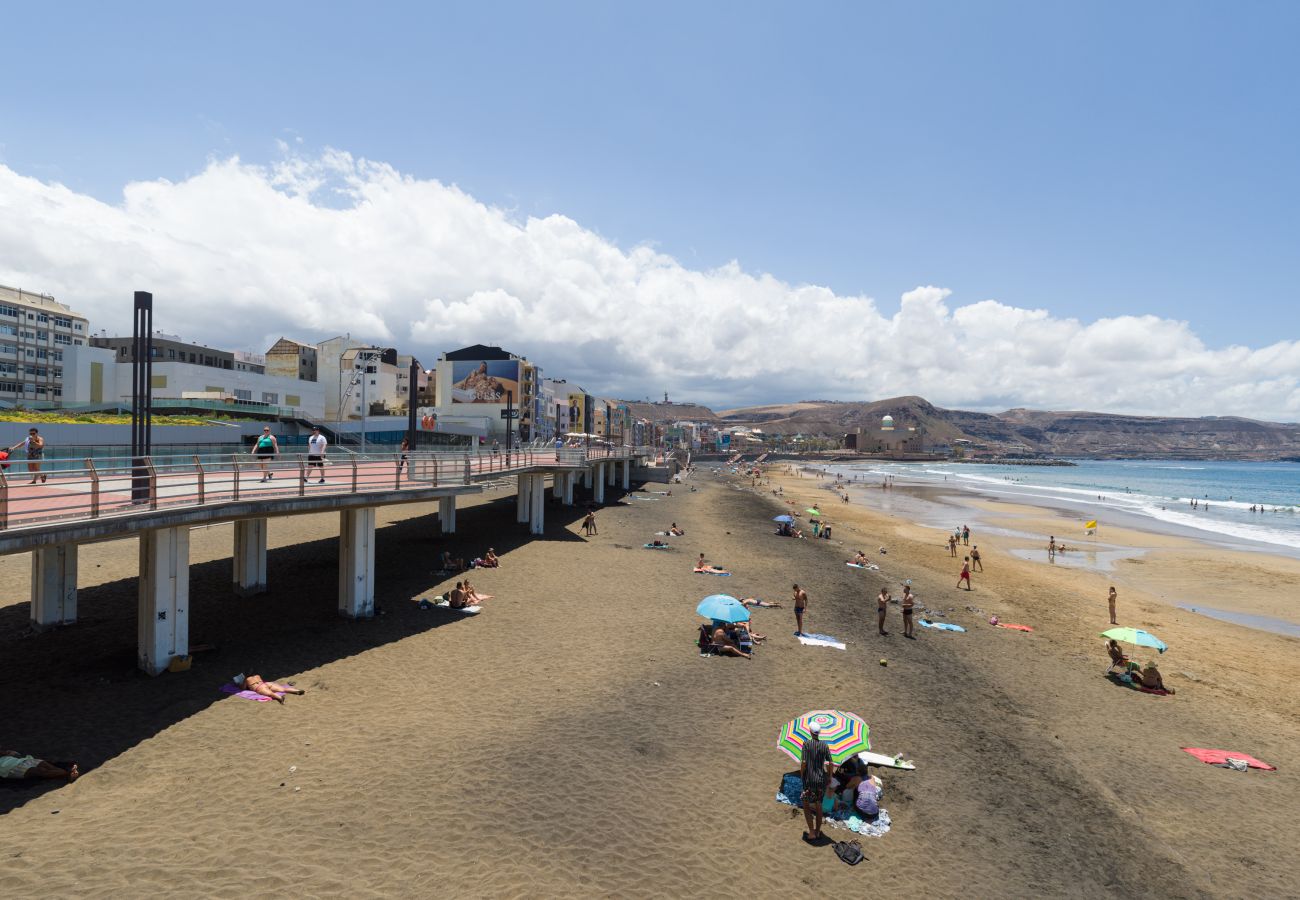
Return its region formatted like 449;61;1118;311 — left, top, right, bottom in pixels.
697;594;750;623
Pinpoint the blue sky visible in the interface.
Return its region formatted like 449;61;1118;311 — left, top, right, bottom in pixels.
2;1;1298;416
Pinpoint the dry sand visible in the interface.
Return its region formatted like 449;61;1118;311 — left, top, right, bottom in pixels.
0;468;1296;898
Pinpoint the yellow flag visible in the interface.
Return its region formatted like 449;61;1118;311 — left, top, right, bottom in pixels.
1085;520;1097;529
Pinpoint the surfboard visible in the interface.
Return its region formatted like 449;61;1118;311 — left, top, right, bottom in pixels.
858;751;916;770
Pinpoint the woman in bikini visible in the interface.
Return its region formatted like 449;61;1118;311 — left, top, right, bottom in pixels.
238;674;305;704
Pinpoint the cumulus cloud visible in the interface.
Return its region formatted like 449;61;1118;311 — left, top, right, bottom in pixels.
1;149;1296;421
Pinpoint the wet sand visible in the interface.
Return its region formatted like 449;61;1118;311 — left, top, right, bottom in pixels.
0;470;1296;897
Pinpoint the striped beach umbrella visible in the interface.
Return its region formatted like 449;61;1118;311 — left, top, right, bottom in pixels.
777;709;870;764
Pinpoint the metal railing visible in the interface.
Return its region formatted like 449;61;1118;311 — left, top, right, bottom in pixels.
0;445;646;532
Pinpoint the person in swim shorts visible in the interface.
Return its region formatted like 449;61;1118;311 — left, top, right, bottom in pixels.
957;558;972;590
901;584;915;638
793;584;808;636
877;587;890;636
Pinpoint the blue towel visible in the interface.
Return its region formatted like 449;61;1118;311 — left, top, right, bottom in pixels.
775;773;892;837
919;619;965;632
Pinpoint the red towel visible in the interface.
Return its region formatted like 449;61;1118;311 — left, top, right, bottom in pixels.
1181;748;1275;771
995;623;1034;632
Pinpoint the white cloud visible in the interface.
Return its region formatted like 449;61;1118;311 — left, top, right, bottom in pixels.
1;149;1297;421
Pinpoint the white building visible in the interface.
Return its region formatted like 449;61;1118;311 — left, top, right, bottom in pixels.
0;283;90;406
339;346;399;419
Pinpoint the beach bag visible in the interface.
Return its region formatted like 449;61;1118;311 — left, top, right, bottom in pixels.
834;839;864;866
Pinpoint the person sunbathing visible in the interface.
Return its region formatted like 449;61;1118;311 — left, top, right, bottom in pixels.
438;551;465;573
1;750;79;782
1106;639;1129;670
669;523;685;536
238;674;305;704
740;597;783;608
461;579;492;605
1136;662;1174;693
481;548;500;568
852;551;868;565
696;565;730;574
729;621;765;643
710;626;751;659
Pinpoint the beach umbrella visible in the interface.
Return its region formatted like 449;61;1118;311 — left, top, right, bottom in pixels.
1101;627;1167;654
777;709;870;764
806;508;821;515
773;514;794;523
696;594;749;623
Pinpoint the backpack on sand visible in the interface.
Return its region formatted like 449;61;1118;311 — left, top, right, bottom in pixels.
834;839;864;866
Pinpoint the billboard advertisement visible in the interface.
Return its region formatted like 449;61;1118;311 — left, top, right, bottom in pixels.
450;360;520;404
568;393;586;432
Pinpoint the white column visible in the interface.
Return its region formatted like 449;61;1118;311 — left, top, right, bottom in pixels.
622;459;631;490
553;473;563;499
583;466;593;489
138;527;190;676
563;472;575;505
516;474;532;523
593;465;606;504
31;544;77;630
530;475;545;535
232;518;268;597
607;461;617;485
439;495;457;533
338;508;376;619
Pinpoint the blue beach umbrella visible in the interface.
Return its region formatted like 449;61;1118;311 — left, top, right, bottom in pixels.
697;594;750;623
773;514;794;523
1101;627;1168;654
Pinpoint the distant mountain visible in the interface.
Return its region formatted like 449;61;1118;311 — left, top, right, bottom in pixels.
708;396;1300;460
619;400;722;425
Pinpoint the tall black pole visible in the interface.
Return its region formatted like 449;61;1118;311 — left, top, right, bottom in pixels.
406;359;418;451
131;291;154;502
505;390;513;462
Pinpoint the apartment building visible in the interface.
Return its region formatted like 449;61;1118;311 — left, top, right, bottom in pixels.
265;337;318;382
0;284;89;404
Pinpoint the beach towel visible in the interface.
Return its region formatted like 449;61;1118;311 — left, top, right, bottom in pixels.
846;562;866;569
1106;673;1171;695
1181;748;1275;771
693;568;731;576
919;619;965;633
643;543;671;550
797;633;846;650
434;600;482;614
995;623;1034;632
776;773;891;837
220;683;282;702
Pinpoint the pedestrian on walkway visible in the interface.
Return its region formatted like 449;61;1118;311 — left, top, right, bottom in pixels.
251;426;279;482
305;426;327;484
7;428;46;484
397;436;410;476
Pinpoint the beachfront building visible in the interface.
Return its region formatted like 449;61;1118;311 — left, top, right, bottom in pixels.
339;346;399;418
265;337;319;382
0;283;90;406
317;335;368;420
63;341;326;418
844;415;926;455
432;344;544;444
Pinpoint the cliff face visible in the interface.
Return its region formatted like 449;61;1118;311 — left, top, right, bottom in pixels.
711;398;1300;460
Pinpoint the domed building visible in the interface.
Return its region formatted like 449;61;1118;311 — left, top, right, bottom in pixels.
881;415;895;431
843;415;926;456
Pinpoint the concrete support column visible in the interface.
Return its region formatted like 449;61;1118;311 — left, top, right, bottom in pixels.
232;518;268;597
138;527;190;676
553;473;563;499
622;459;631;490
338;508;377;619
563;472;575;505
607;461;617;485
530;475;546;535
516;474;532;523
593;465;606;504
439;495;457;534
583;466;593;490
31;544;78;630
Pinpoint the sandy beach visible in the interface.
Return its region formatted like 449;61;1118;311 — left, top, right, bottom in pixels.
1;467;1296;898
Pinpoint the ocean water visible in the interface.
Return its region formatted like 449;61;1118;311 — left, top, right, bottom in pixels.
830;459;1300;552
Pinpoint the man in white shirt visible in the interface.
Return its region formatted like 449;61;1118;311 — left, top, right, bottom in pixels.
306;426;327;484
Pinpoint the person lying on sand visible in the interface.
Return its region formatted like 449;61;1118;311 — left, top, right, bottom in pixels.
648;539;668;548
669;523;685;536
727;621;765;643
1137;662;1174;693
1;750;78;782
695;565;730;575
237;674;305;704
740;597;783;608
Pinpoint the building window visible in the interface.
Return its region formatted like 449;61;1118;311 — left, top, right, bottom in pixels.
55;334;73;345
35;348;48;359
0;362;15;374
53;316;72;328
73;339;82;346
35;330;49;341
0;380;20;393
0;325;14;337
53;367;63;378
234;389;252;401
36;313;49;324
168;349;175;359
53;387;62;397
52;350;62;361
0;305;17;317
262;392;278;404
74;323;83;331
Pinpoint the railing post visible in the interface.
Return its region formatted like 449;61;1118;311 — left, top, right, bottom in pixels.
298;457;307;496
464;455;471;483
232;454;241;502
86;459;100;518
145;457;159;510
395;456;402;490
0;467;8;530
351;456;359;493
193;455;205;505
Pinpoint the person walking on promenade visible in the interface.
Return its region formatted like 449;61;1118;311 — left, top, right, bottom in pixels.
251;426;279;482
876;586;890;636
970;545;983;572
397;436;410;477
793;584;808;636
901;583;915;638
800;726;833;842
8;428;46;483
305;426;327;484
957;557;972;590
1108;586;1118;625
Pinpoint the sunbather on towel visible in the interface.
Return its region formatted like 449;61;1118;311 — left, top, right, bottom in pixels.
710;626;751;659
0;750;78;782
462;579;492;605
669;523;685;536
695;565;730;575
852;551;868;566
740;597;783;608
237;674;305;704
1137;661;1174;693
648;539;668;548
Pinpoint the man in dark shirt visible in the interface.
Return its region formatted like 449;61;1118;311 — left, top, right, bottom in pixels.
800;727;834;841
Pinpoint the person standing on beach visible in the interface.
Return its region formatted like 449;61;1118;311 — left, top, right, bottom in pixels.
251;426;279;482
962;525;970;545
800;726;833;842
305;426;327;484
1108;586;1118;625
957;557;972;590
948;534;958;557
970;545;983;572
1048;536;1056;559
793;584;808;636
7;428;46;484
901;584;915;638
583;511;597;536
876;587;890;636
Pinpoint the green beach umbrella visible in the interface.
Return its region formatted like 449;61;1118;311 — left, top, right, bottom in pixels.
1101;627;1167;654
